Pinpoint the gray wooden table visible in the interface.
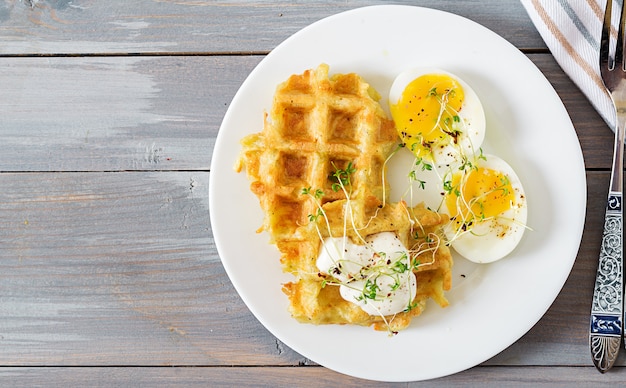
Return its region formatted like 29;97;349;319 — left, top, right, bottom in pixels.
0;0;622;386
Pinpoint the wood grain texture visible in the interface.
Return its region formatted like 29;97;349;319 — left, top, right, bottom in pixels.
1;366;626;387
0;0;619;384
0;171;302;365
0;0;543;55
0;55;262;172
0;171;612;369
0;54;612;172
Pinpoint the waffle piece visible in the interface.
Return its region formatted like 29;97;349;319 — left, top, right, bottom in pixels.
236;64;452;332
236;63;398;245
283;200;452;333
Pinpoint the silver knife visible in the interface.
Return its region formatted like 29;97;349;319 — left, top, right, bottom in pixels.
590;191;623;372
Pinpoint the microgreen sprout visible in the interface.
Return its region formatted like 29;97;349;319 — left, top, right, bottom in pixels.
305;161;449;336
330;161;356;192
415;157;433;172
381;143;404;207
301;186;333;243
442;154;524;244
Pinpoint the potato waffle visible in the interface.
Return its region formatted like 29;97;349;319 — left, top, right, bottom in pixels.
283;200;453;332
236;64;452;333
236;64;398;242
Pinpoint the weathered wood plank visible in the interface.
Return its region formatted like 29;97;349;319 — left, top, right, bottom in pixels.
0;0;610;384
0;0;543;56
1;366;625;386
0;171;303;365
0;54;611;172
0;55;261;171
0;170;610;368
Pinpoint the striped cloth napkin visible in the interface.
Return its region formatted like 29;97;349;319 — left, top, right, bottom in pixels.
520;0;616;130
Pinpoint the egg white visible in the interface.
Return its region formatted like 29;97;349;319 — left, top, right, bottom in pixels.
388;68;486;167
440;154;527;264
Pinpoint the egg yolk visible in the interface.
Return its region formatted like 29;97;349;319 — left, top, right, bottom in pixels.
445;166;515;232
390;74;465;160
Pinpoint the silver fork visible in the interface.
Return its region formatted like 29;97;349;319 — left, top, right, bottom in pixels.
590;0;626;373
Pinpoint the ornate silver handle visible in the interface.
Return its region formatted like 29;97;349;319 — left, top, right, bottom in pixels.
590;191;623;373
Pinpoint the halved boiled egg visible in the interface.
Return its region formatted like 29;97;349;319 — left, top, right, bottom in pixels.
440;154;527;263
389;68;486;167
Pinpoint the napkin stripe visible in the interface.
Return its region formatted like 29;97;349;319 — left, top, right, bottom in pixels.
558;0;599;49
523;0;617;128
586;0;604;19
529;0;604;92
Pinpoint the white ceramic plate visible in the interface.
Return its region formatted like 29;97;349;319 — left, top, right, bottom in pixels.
209;5;586;382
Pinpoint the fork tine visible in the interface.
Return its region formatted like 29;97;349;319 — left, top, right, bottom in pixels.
615;0;626;71
601;0;612;70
